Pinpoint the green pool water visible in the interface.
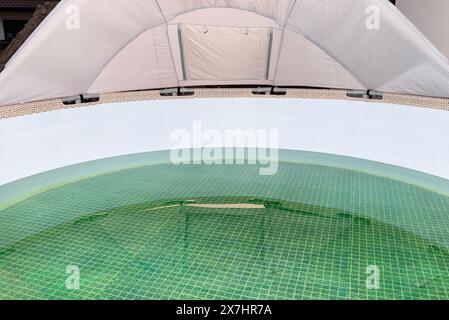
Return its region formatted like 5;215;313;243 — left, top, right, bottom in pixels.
1;150;449;300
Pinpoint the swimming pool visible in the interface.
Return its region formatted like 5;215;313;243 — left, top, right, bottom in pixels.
1;149;449;300
1;96;449;300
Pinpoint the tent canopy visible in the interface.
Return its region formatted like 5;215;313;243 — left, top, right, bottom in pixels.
397;0;449;62
1;0;449;106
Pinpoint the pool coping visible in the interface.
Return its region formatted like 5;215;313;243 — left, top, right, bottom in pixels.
1;88;449;119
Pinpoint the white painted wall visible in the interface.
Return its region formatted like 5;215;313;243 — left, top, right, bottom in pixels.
1;98;449;186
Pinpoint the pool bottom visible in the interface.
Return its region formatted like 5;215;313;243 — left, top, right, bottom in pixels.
1;196;449;300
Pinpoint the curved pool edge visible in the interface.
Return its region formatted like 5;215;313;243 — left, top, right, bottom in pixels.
1;149;449;260
2;98;449;186
1;149;449;212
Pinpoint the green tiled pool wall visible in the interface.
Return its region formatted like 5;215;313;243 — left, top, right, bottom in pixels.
1;150;449;299
1;155;449;250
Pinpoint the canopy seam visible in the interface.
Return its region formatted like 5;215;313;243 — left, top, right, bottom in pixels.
85;21;168;93
155;0;181;87
272;0;297;84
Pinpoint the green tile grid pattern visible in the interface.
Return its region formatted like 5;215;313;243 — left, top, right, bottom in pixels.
1;156;449;300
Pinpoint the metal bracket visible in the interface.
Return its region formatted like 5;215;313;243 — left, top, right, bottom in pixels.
81;94;100;103
62;94;100;105
252;87;287;96
62;95;82;105
346;90;383;100
160;87;195;97
367;90;384;100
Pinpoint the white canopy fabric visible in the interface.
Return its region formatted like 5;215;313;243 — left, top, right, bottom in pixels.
1;0;449;106
397;0;449;61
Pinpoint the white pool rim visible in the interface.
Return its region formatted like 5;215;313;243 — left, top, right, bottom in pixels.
1;98;449;187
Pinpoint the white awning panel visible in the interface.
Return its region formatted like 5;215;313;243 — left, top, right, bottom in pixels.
181;24;272;81
0;0;449;106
